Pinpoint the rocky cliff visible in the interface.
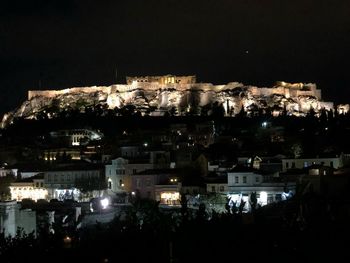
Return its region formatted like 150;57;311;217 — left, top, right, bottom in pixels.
0;81;338;128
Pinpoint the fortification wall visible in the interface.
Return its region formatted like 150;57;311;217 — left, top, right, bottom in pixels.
27;82;321;101
28;86;113;100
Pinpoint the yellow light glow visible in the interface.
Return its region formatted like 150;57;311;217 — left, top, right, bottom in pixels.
160;192;180;201
10;186;48;202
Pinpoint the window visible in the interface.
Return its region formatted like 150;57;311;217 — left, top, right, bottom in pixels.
243;176;247;184
267;194;274;203
36;182;39;187
211;186;216;192
330;161;334;168
108;180;112;189
235;176;239;183
133;169;137;174
136;179;141;188
304;161;308;168
255;177;260;183
219;186;224;192
146;179;151;187
292;162;295;168
286;162;289;169
40;182;43;187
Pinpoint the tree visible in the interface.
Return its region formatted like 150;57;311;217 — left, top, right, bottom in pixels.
200;104;212;116
169;107;178;116
196;203;207;221
0;174;16;201
291;143;303;158
75;176;107;196
237;105;246;118
211;102;225;118
249;192;257;213
180;194;188;221
238;200;246;214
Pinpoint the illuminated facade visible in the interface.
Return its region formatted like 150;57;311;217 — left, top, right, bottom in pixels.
9;176;48;201
48;129;103;146
43;164;104;200
131;169;181;205
227;170;295;211
156;178;181;205
105;158;155;194
126;75;196;85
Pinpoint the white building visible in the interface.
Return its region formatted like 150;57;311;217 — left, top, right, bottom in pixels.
0;201;36;237
43;163;104;200
49;129;103;146
282;156;343;172
0;166;42;179
105;157;154;193
105;151;170;194
227;168;295;211
10;175;48;201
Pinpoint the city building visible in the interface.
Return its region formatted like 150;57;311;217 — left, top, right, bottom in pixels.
43;162;104;201
9;174;48;201
0;201;36;237
227;166;295;211
48;129;103;146
131;169;181;205
282;156;343;172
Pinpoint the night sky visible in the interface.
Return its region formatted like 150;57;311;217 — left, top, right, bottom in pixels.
1;0;350;115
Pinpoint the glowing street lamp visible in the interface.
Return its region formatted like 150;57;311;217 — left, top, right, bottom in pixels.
100;198;109;209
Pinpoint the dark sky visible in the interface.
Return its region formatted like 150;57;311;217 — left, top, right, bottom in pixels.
1;0;350;115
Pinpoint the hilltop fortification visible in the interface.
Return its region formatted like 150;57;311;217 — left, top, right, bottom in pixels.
1;75;344;128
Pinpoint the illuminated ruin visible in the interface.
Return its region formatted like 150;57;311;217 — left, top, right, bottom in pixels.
1;75;347;128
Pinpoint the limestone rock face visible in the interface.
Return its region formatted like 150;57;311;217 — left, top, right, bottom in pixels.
1;81;338;128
